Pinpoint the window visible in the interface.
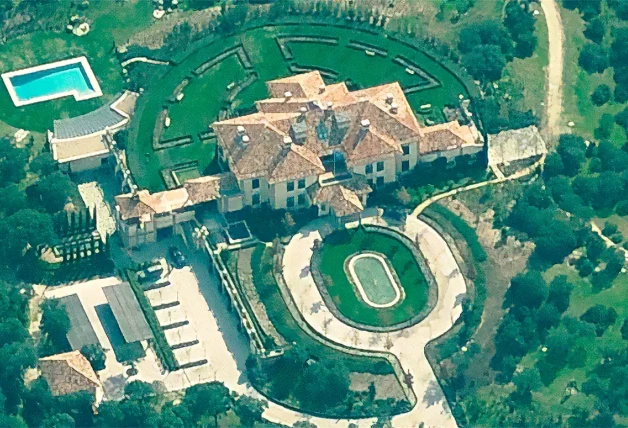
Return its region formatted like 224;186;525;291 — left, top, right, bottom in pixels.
252;178;260;190
287;181;295;192
402;160;410;172
376;161;385;172
402;144;410;155
365;164;373;174
367;178;374;187
252;194;260;205
298;179;306;189
376;176;385;186
287;196;295;208
297;194;306;206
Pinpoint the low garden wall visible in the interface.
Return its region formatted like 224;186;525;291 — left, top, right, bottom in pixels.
310;222;438;333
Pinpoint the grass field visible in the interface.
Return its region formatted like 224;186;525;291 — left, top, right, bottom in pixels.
560;5;628;146
0;0;154;133
318;228;429;327
127;23;471;191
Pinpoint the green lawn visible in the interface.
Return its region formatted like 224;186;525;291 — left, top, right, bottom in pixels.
127;23;471;192
560;5;628;146
318;228;430;327
503;2;549;116
0;0;154;133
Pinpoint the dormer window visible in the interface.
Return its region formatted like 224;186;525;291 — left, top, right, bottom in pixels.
241;135;250;144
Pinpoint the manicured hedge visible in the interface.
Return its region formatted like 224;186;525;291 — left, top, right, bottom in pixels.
126;270;179;371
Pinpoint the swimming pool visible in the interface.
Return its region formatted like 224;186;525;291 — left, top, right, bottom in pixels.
1;56;102;107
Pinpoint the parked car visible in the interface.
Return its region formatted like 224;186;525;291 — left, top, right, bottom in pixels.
169;246;186;269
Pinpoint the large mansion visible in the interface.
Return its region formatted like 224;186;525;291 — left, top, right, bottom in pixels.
115;71;483;247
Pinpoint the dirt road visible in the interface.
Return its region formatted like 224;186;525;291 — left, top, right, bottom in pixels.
540;0;564;141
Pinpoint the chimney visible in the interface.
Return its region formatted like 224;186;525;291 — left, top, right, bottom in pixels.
283;136;293;145
299;106;308;114
284;91;292;100
236;125;245;135
319;84;326;94
390;103;398;114
360;119;371;128
241;135;250;144
326;101;334;110
386;93;394;104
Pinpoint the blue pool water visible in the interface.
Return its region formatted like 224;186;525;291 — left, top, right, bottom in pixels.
9;62;96;102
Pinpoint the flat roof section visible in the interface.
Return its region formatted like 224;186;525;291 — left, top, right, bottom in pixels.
102;282;153;343
58;294;100;351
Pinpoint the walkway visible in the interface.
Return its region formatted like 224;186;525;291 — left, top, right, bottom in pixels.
281;215;468;427
411;154;545;217
540;0;564;140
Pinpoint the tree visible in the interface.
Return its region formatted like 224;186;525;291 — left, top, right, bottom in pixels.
547;275;573;313
591;84;611;106
124;381;155;401
80;344;106;371
510;367;542;405
34;172;75;214
0;209;56;265
29;154;57;177
462;45;507;83
621;319;628;340
182;382;232;427
234;395;267;427
295;362;351;408
543;326;572;368
0;184;27;217
40;300;70;354
507;270;548;310
584;17;606;43
586;234;606;261
536;303;561;332
580;304;617;336
0;147;28;185
458;20;513;55
616;106;628;135
578;43;609;74
543;153;564;178
557;134;587;176
595;113;615;139
395;187;412;205
503;0;537;58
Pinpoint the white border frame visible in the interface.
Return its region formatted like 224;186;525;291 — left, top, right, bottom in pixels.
1;56;103;107
347;253;402;308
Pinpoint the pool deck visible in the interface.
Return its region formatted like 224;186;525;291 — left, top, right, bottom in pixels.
1;56;102;107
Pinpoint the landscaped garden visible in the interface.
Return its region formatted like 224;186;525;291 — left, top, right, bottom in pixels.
316;227;431;328
226;243;411;417
125;22;473;192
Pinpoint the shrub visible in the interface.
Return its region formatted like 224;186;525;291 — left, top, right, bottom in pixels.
602;222;618;237
591;84;611;106
81;344;106;371
578;43;609;74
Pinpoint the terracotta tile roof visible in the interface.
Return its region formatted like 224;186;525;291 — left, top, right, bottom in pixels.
419;121;480;155
345;126;400;165
115;174;224;222
183;175;222;204
309;175;372;217
269;143;325;183
39;351;101;397
266;71;326;99
214;73;480;183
